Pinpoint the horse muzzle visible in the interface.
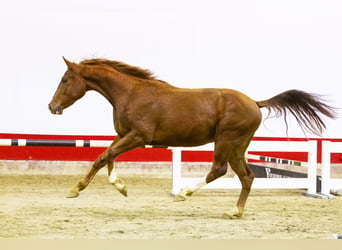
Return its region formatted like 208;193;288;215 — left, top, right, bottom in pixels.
48;103;63;115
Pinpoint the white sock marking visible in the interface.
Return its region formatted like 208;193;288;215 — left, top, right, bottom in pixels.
108;171;117;184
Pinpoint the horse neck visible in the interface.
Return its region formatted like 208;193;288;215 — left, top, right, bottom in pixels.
82;66;135;107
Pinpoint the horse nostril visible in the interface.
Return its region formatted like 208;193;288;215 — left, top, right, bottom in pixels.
48;103;56;113
48;103;63;115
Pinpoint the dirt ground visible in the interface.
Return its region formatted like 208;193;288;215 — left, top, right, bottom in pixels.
0;174;341;239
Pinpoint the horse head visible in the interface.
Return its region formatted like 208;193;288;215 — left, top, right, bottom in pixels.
48;57;87;115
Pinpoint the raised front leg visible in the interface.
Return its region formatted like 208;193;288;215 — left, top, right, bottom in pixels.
105;136;128;196
67;149;111;198
67;132;144;198
108;162;128;197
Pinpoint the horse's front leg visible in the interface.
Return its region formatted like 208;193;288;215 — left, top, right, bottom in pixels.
67;149;113;198
107;159;127;197
105;136;127;196
67;132;143;198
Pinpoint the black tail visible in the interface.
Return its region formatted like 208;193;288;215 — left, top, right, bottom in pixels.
256;89;338;135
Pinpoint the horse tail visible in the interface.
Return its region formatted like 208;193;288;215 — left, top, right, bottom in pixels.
256;89;337;135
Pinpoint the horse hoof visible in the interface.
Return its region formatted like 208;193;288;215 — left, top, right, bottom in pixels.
221;212;243;219
66;190;79;198
118;186;128;197
173;194;186;202
113;179;128;197
221;212;233;219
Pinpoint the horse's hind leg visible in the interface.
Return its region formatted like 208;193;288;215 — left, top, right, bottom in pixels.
174;139;231;201
222;146;254;219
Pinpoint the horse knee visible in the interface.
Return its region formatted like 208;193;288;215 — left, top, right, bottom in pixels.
94;155;106;169
94;149;114;169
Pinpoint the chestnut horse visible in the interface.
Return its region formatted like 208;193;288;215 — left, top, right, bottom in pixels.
49;57;336;219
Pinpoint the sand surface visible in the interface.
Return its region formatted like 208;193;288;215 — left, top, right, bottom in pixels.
0;175;341;239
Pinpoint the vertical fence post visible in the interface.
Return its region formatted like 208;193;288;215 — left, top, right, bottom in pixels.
171;148;182;195
321;141;331;196
306;140;317;196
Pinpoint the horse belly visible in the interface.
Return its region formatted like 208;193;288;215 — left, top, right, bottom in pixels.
151;116;216;147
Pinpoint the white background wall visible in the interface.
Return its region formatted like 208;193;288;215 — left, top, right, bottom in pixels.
0;0;341;138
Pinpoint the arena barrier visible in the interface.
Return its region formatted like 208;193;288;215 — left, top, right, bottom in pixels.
0;138;113;147
0;138;165;148
0;138;330;198
321;141;342;197
170;140;322;197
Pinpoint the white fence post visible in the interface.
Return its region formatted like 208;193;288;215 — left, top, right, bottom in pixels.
321;141;331;196
171;148;182;195
306;140;317;196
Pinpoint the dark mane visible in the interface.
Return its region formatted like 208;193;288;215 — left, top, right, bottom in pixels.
80;58;162;81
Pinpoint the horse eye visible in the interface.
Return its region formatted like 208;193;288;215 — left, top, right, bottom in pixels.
61;77;68;83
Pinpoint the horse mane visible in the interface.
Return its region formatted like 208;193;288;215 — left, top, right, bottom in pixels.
80;58;163;82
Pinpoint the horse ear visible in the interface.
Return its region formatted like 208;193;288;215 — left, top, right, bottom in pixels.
62;57;78;71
